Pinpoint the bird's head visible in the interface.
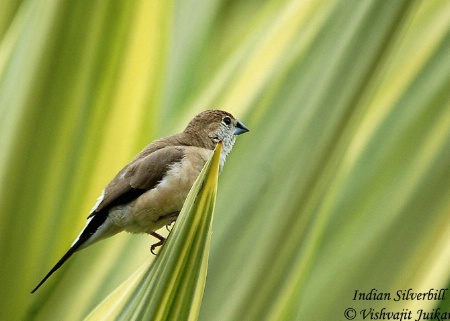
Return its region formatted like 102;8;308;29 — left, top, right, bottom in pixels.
184;110;249;168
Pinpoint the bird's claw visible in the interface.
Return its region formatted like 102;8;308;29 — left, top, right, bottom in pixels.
162;211;179;232
166;220;175;232
150;242;164;255
149;212;179;254
150;232;166;255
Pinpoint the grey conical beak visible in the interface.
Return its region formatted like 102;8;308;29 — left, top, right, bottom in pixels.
233;120;249;135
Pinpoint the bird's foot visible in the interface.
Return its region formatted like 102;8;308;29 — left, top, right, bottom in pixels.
150;232;166;255
165;217;177;232
150;212;180;254
161;211;179;232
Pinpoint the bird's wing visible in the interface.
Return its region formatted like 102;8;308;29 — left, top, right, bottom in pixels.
31;146;185;293
89;146;185;217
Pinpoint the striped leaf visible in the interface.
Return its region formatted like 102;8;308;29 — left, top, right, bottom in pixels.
85;143;221;321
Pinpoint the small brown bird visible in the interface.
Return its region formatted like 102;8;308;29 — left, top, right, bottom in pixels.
31;110;248;293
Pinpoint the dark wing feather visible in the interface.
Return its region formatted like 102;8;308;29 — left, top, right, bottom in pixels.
89;146;185;217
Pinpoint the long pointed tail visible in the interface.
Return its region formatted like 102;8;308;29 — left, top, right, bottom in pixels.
30;243;80;293
31;212;109;293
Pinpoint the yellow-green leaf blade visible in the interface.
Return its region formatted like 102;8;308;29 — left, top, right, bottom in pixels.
85;143;222;321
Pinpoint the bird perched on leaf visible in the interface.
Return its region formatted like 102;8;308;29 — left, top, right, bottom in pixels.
31;110;248;293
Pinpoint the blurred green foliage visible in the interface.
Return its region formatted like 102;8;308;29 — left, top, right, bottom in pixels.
0;0;449;320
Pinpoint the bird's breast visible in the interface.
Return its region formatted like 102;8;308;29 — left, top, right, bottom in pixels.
110;147;212;234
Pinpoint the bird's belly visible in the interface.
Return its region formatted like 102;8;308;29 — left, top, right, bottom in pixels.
109;148;212;234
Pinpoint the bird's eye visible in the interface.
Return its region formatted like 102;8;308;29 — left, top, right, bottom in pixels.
223;116;232;125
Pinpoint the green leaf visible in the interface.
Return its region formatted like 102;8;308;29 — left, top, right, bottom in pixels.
85;143;221;321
